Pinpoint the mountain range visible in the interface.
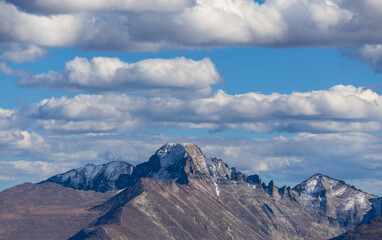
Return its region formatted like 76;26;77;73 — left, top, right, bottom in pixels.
0;143;381;239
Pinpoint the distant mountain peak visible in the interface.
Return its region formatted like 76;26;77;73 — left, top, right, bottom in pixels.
41;161;134;192
292;173;377;222
150;143;209;184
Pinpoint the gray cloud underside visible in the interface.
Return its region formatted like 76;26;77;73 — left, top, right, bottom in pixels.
1;0;382;50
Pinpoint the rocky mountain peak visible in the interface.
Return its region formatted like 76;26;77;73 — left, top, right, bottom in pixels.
292;173;377;225
150;143;208;182
155;143;203;157
293;173;345;197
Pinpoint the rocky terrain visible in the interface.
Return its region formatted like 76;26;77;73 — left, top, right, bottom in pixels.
1;143;381;240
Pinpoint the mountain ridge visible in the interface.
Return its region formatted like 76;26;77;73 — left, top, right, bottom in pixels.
3;143;381;240
64;143;382;239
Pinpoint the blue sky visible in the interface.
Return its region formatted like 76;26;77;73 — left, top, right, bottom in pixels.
1;0;382;195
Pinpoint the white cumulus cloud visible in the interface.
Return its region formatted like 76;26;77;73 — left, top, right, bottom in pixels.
18;56;222;97
1;0;382;51
26;85;382;133
1;44;47;63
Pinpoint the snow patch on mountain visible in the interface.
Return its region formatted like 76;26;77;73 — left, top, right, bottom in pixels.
206;157;224;196
294;173;375;218
43;161;134;192
332;186;347;196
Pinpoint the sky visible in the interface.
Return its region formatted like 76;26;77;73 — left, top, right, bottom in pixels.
1;0;382;195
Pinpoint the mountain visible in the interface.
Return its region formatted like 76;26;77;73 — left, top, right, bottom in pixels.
1;143;381;240
293;173;378;228
0;182;116;240
42;161;134;192
68;143;380;240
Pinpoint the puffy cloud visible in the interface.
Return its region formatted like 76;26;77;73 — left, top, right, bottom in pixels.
0;129;48;154
355;44;382;73
0;1;83;47
0;107;28;130
0;44;47;63
1;0;382;51
18;56;222;97
29;85;382;133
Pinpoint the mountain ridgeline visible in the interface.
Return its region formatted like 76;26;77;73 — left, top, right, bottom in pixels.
1;143;381;240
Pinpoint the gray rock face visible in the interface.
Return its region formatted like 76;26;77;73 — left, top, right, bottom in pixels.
42;161;134;192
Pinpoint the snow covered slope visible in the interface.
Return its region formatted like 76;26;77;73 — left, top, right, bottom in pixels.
293;173;378;227
42;161;134;192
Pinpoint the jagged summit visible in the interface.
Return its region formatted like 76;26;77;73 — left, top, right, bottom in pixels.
156;143;207;169
152;143;208;181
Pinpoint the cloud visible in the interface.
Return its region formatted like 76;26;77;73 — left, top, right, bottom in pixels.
6;0;195;14
1;0;382;52
354;44;382;73
0;175;15;181
1;44;47;63
28;85;382;133
0;1;83;47
0;107;28;130
0;160;69;176
18;56;222;97
0;160;74;185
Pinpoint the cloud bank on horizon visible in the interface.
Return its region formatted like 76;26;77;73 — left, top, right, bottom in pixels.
1;0;382;195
